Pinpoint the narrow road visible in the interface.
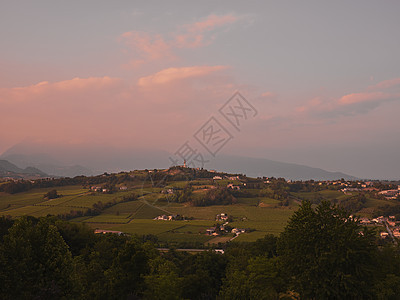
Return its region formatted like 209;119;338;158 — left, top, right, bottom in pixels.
384;221;398;245
289;195;302;204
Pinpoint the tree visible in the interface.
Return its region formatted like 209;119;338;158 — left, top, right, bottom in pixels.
77;234;148;299
144;257;182;300
0;217;75;299
220;235;282;299
220;256;280;300
0;216;13;242
105;237;150;298
44;189;59;199
278;200;378;299
54;219;96;256
180;251;227;299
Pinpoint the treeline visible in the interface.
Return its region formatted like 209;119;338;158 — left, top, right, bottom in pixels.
139;167;242;187
0;176;87;194
0;172;138;194
57;192;138;220
335;193;367;212
0;167;237;194
375;204;400;220
172;187;236;207
245;178;327;193
231;187;289;201
192;188;236;206
2;201;400;299
0;215;227;299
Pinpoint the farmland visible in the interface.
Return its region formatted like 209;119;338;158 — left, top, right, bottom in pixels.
0;167;397;245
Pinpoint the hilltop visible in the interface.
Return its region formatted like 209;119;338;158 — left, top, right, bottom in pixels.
0;159;48;179
1;142;357;180
208;154;357;181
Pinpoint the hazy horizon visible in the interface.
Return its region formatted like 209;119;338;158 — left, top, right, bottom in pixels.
1;1;399;179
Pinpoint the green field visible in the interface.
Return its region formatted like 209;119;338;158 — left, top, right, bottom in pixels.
166;204;294;223
291;189;349;202
83;214;132;224
0;186;86;210
0;183;296;242
207;235;234;244
3;179;391;244
0;187;132;217
173;224;208;234
112;219;186;235
98;219;220;245
102;201;145;215
0;186;87;215
236;196;280;206
233;231;271;242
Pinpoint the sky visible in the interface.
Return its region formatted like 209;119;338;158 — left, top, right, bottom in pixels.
0;1;400;179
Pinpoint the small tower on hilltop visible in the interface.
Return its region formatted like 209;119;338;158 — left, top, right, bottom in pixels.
183;160;187;168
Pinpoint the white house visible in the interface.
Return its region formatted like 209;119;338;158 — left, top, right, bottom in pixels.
227;183;240;190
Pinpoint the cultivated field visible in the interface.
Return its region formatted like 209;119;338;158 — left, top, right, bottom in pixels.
1;170;390;244
0;181;297;243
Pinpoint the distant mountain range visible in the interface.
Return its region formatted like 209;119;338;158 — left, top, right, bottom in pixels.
0;142;357;180
1;153;93;178
0;159;48;179
207;155;357;181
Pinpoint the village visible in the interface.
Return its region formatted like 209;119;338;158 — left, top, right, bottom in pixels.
359;215;400;241
154;212;250;240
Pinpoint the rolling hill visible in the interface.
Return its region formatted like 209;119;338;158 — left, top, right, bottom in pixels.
0;159;48;179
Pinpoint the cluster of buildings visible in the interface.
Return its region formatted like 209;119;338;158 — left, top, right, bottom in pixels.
378;188;400;200
94;229;124;236
153;215;174;221
154;214;187;221
359;216;400;239
90;185;128;193
337;181;400;199
215;213;229;221
212;175;240;181
90;186;109;193
205;225;248;236
226;183;241;190
206;213;249;237
161;188;175;194
154;215;176;221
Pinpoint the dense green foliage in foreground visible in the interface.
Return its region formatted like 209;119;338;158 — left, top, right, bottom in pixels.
1;201;400;299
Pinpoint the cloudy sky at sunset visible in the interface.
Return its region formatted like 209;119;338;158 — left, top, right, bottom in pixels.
1;1;399;179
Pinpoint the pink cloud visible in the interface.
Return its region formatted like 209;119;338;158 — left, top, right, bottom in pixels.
0;76;123;102
187;14;239;33
0;77;128;151
338;92;394;105
137;65;228;87
261;92;276;98
119;31;174;66
0;72;237;152
296;97;322;113
119;14;241;64
294;79;400;119
174;14;239;48
261;92;275;98
174;33;206;49
368;78;400;90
